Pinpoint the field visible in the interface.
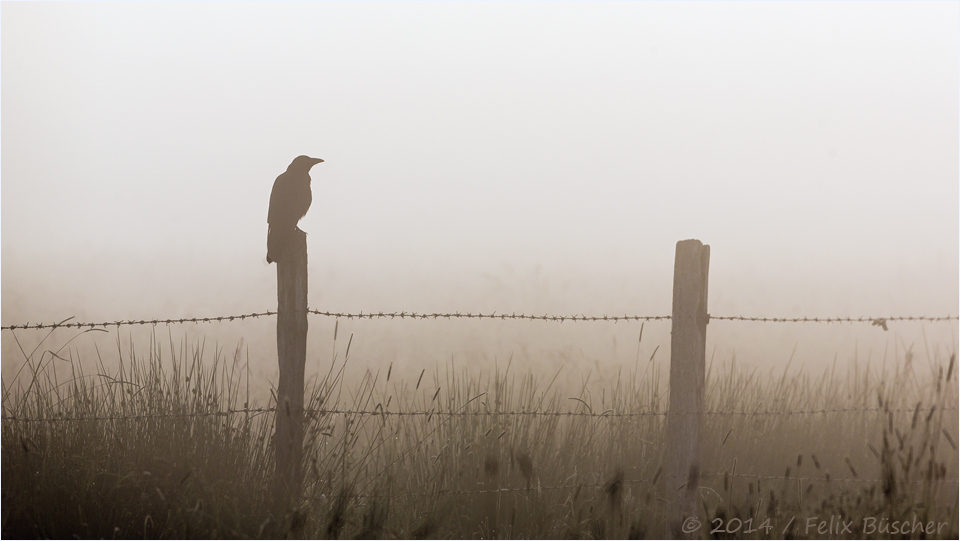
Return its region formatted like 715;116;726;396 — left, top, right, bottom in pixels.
2;326;957;539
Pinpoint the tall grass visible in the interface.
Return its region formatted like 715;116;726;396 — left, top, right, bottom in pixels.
2;328;281;538
3;326;957;538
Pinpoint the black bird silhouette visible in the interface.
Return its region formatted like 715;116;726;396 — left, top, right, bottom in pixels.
266;155;324;264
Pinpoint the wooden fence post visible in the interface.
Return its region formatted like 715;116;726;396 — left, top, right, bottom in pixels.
274;230;308;510
666;239;710;537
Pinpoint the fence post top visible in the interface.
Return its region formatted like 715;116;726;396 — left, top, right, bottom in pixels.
676;238;709;249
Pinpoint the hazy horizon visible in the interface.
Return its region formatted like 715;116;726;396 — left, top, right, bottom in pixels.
2;2;957;389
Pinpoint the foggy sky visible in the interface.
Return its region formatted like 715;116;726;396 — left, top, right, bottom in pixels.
2;2;957;383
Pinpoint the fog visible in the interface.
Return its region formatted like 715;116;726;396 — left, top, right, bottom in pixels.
2;2;957;395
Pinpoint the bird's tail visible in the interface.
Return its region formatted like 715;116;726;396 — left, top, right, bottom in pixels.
266;226;305;264
266;226;282;264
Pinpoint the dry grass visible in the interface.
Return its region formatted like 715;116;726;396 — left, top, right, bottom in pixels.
2;326;957;538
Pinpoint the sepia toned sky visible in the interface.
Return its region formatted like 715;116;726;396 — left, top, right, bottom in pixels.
2;2;957;383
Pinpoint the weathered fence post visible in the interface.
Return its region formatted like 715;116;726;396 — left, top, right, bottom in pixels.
274;230;308;510
666;239;709;537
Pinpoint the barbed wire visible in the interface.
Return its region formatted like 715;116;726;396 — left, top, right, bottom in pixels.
2;310;956;330
307;310;670;322
0;312;277;331
4;404;955;423
711;315;958;325
1;408;276;422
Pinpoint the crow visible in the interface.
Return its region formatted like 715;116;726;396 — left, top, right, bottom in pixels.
266;155;324;264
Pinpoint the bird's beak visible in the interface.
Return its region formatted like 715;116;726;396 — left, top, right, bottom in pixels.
313;158;324;165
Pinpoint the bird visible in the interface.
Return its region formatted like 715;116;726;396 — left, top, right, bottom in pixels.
266;155;324;264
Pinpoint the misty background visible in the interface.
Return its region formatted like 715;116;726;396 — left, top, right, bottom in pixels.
2;2;957;395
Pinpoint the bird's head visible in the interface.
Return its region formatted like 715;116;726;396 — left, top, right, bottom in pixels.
288;155;324;172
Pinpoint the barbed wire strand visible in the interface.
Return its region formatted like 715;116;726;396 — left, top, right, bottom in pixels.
2;310;957;330
1;312;277;331
3;404;956;423
308;310;671;323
